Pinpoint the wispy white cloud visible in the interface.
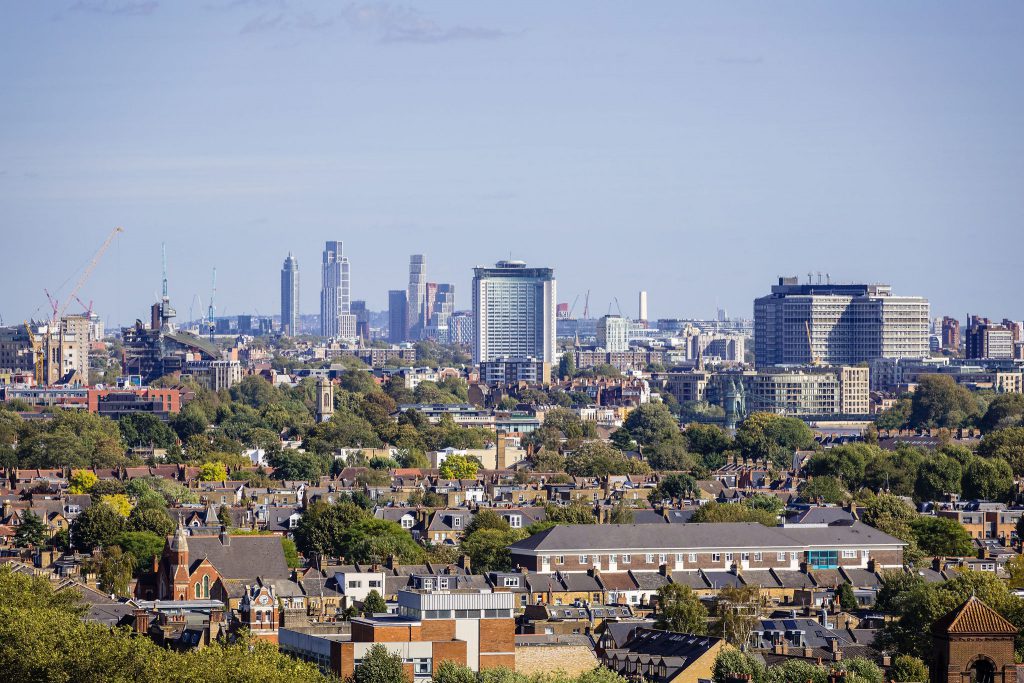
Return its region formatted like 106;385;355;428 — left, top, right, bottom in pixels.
231;2;509;44
69;0;159;16
340;3;508;44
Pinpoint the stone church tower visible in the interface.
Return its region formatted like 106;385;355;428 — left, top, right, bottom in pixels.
164;524;191;601
930;596;1019;683
315;377;334;423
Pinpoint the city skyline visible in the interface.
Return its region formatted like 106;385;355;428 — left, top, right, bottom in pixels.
3;3;1024;325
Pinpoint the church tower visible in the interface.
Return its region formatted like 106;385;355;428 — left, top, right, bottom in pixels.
166;524;191;600
315;377;334;423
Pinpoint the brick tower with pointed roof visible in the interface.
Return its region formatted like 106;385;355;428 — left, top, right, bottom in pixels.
930;596;1019;683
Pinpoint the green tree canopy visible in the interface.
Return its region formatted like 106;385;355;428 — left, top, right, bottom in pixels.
735;412;815;467
654;583;708;634
908;375;979;429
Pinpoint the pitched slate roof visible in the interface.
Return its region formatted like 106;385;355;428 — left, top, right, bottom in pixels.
931;596;1019;635
508;521;904;554
186;535;290;580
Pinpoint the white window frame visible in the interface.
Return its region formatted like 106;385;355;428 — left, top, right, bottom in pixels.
688;553;697;562
645;554;654;564
712;553;721;562
621;554;631;564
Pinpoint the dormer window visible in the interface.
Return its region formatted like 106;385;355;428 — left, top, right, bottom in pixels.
452;517;462;528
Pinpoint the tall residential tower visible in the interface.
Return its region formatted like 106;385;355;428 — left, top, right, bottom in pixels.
280;252;300;336
320;241;355;338
407;254;427;339
472;260;556;364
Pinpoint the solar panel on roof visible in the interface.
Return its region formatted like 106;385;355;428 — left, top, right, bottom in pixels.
783;620;797;629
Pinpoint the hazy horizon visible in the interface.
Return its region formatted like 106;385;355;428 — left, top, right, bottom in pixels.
3;2;1023;328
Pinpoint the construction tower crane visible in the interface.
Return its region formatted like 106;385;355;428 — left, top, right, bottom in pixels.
805;320;822;366
583;290;590;319
55;226;124;324
73;296;93;317
207;267;217;344
567;294;580;318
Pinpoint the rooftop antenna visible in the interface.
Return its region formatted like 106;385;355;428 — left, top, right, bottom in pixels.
826;273;831;285
816;271;823;285
807;271;814;285
207;267;217;344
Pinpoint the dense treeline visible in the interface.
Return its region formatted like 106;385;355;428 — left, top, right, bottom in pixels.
0;566;333;683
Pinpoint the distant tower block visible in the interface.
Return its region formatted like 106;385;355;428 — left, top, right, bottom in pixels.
315;377;334;423
638;291;648;322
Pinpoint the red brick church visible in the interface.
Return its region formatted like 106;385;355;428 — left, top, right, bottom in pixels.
136;524;291;602
931;596;1020;683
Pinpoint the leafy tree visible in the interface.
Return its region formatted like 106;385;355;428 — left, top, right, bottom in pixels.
14;510;47;548
558;352;576;380
434;661;478;683
837;582;858;611
859;494;921;564
112;531;164;571
889;655;928;683
92;545;137;597
531;450;566;473
908;375;979;429
461;526;527;573
71;501;126;551
875;397;911;430
712;585;760;646
198;461;228;482
620;403;682;449
564;441;650;477
909;516;973;556
0;566;333;683
646;440;695;471
914;454;962;501
293;501;368;558
118;413;178;448
267;450;330;481
100;494;133;517
712;649;763;683
962;456;1014;501
800;476;850;504
171;403;210;442
352;643;409;683
683;423;734;456
1006;554;1024;590
463;509;510;537
649;473;697;503
608;499;635;524
654;583;708;634
544;500;596;524
439;453;480;480
127;505;175;537
735;412;815;467
841;659;885;683
281;537;301;568
977;427;1024;477
362;589;387;616
690;501;777;527
981;393;1024;432
68;470;99;494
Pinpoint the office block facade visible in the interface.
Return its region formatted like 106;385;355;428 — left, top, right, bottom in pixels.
754;277;929;368
472;261;556;364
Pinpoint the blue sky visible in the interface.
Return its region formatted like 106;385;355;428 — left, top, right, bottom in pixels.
2;1;1023;326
